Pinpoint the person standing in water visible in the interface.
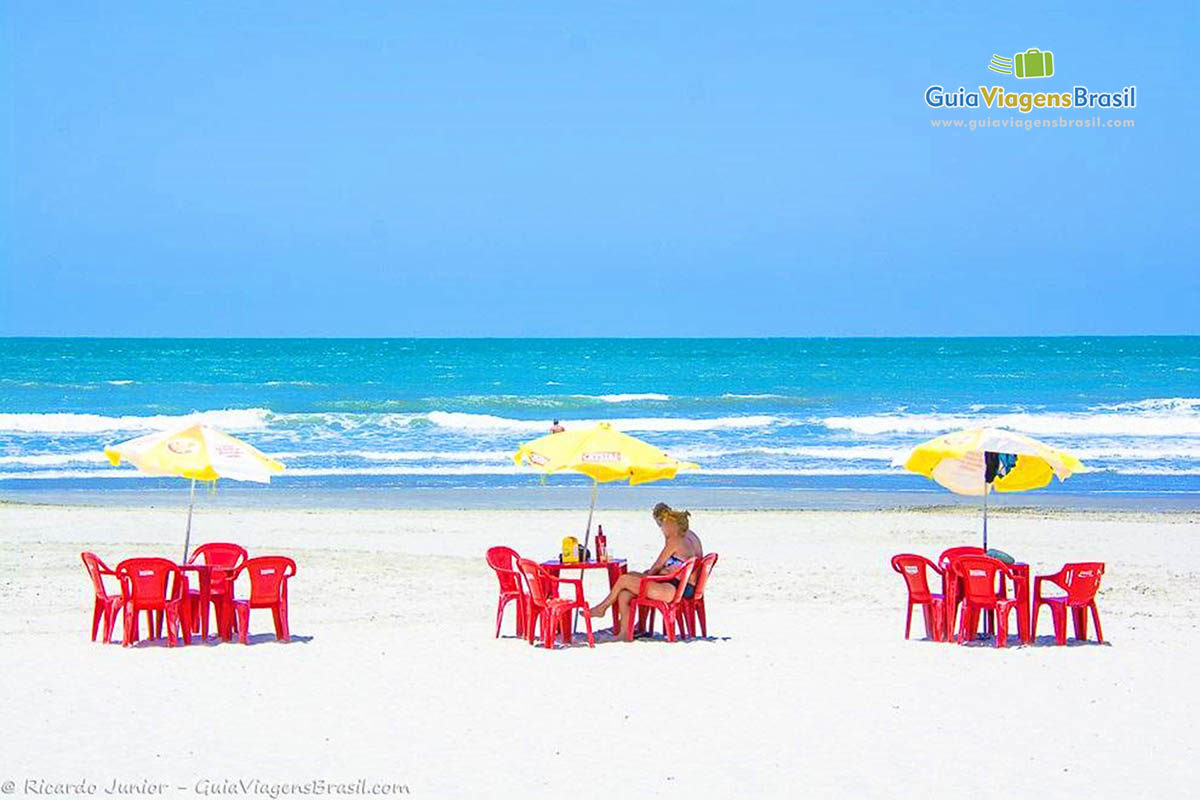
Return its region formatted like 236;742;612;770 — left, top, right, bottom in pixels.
550;419;565;433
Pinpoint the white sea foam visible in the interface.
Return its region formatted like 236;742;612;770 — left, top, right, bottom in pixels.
424;411;778;433
1092;397;1200;413
721;393;788;400
584;393;671;403
0;408;272;434
673;445;903;461
821;407;1200;437
0;452;108;466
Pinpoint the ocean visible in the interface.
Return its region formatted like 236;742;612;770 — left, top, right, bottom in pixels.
1;337;1198;509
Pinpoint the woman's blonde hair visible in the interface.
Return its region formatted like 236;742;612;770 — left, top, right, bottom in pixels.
652;502;690;532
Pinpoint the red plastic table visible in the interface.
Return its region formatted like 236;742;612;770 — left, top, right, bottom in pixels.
541;559;627;632
178;563;237;641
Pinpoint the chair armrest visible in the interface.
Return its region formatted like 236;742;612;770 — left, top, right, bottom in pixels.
1033;573;1064;600
547;576;585;605
634;572;684;601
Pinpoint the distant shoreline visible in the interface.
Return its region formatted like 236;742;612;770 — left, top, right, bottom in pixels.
3;486;1197;514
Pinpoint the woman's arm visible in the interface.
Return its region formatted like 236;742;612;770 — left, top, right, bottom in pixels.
645;541;676;575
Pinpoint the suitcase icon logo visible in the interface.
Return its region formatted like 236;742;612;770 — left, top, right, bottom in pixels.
988;48;1055;79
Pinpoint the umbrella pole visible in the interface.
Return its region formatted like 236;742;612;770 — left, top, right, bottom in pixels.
982;484;992;638
182;479;196;563
574;479;599;638
582;479;598;559
982;485;988;552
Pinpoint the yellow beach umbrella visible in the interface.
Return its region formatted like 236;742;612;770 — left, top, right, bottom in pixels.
901;426;1089;549
104;424;285;560
513;422;697;554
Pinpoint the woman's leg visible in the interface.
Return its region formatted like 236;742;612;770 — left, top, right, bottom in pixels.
589;572;643;616
614;590;634;638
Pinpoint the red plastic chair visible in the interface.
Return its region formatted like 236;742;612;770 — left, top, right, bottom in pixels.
938;546;986;638
81;552;124;644
1034;562;1105;645
187;542;248;639
115;558;192;647
890;554;946;641
627;558;697;642
516;558;593;649
680;553;719;639
938;546;986;568
228;556;297;644
486;546;528;638
953;556;1021;647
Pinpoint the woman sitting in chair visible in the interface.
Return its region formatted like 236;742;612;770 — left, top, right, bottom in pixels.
588;503;704;638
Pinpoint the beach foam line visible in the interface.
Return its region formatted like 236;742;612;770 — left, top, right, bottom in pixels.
0;408;272;434
423;411;779;433
821;409;1200;437
0;452;109;466
579;393;671;403
673;445;903;461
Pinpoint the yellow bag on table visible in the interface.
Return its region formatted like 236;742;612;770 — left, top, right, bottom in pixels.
561;536;580;563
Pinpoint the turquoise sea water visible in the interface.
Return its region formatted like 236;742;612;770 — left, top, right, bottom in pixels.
1;337;1198;508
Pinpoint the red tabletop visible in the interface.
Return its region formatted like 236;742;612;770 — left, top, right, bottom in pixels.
541;559;627;570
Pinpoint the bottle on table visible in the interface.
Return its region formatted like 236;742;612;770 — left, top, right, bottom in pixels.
596;526;608;562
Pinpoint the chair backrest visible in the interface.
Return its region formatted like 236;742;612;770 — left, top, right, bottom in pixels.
486;546;523;595
81;551;115;599
667;558;698;604
1059;562;1105;604
690;553;719;601
953;555;1011;604
189;542;248;569
115;557;184;605
516;559;550;607
890;554;940;602
235;556;297;605
938;546;985;570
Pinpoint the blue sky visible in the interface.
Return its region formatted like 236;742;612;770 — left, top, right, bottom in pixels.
2;2;1196;336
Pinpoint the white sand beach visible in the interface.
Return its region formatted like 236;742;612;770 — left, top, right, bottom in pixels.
2;504;1198;799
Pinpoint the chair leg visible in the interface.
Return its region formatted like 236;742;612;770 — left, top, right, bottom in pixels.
904;601;913;640
956;603;973;644
1051;605;1067;645
236;604;250;645
122;605;135;647
582;608;594;648
1072;606;1089;642
697;601;707;638
494;597;505;638
277;599;289;642
921;603;938;640
103;601;121;644
92;598;104;641
1090;603;1104;644
625;602;638;641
